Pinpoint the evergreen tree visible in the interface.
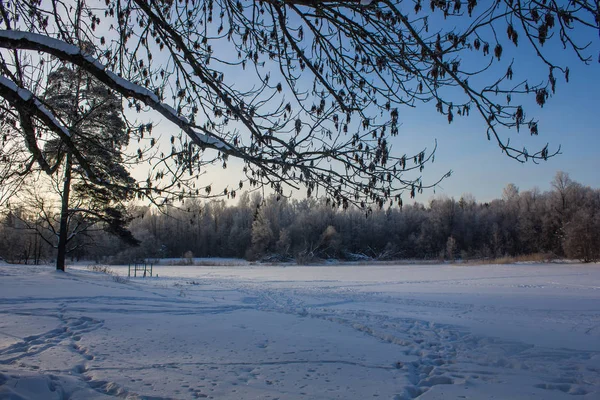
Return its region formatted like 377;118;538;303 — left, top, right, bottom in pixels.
42;66;138;271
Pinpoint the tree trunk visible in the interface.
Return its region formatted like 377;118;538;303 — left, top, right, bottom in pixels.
34;233;41;265
56;151;72;271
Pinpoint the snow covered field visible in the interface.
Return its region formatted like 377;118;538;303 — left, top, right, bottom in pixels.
1;262;599;399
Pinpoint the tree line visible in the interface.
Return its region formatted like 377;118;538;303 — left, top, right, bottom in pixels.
2;171;599;264
2;1;598;270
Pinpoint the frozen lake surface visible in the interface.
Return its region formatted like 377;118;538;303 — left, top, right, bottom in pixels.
1;262;599;399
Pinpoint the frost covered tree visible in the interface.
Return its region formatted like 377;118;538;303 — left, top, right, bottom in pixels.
563;208;600;262
38;171;597;263
0;207;49;264
1;0;599;238
446;235;457;261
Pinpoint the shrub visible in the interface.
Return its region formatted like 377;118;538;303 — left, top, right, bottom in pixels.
87;265;129;284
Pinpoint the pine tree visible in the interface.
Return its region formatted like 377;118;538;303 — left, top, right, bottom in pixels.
43;66;138;271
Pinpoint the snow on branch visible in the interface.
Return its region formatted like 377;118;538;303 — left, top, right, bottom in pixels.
0;76;71;138
0;75;105;182
0;30;231;153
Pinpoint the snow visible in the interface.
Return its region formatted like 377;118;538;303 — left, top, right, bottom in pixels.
0;30;230;151
1;262;599;399
0;30;80;56
0;76;72;138
190;127;231;151
0;76;33;102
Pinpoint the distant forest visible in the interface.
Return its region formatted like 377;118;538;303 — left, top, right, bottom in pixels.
2;172;599;264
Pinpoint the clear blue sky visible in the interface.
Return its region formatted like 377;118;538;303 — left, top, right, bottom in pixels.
138;6;600;204
384;33;600;203
195;56;599;204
